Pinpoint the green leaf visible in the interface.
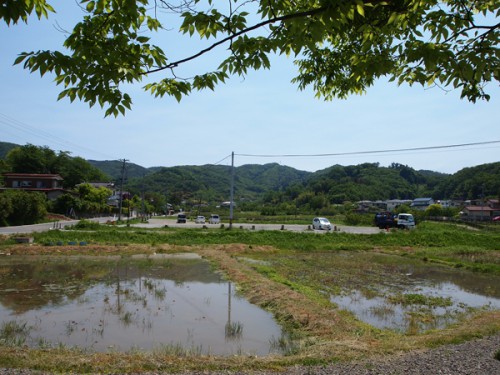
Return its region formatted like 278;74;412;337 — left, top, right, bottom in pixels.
86;1;95;12
356;4;365;17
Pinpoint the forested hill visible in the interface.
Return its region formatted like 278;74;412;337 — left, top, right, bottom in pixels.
1;142;499;203
304;163;448;203
124;163;312;203
86;159;151;181
123;162;498;203
0;141;18;159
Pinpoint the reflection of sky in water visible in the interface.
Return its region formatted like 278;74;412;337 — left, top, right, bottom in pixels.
0;262;284;356
331;272;500;332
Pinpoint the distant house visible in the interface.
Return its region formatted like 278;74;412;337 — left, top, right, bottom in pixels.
386;199;413;211
461;206;497;221
107;191;132;207
81;182;115;190
410;197;435;210
437;200;453;208
1;173;65;200
487;199;500;210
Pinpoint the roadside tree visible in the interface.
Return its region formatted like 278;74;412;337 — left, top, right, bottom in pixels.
0;190;48;226
74;183;113;215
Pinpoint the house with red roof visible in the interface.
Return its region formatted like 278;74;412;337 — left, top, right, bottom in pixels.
1;173;65;200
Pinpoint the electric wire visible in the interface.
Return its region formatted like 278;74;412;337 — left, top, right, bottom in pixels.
0;112;119;160
212;154;232;166
235;140;500;159
2;110;498;169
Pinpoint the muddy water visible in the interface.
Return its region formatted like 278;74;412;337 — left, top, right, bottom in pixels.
331;262;500;333
0;255;284;355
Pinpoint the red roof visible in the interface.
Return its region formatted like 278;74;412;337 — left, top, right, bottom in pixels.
2;173;63;179
464;206;494;212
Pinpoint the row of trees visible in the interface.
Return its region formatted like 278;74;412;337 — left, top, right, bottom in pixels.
2;144;109;188
0;144;172;226
0;145;116;226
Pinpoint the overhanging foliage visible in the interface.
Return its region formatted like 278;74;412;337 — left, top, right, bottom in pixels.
2;1;498;116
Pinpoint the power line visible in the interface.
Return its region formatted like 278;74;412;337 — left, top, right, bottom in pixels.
235;140;500;158
0;112;118;160
212;153;232;165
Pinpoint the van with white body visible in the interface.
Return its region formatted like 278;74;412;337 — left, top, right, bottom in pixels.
396;213;416;229
208;214;220;224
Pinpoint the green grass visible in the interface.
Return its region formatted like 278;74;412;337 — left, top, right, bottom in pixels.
387;293;453;307
25;221;500;273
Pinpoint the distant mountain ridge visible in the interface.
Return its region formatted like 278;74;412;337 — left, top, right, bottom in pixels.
1;141;499;203
0;141;18;159
86;159;151;181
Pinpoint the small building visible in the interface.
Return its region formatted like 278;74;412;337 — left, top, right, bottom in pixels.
461;206;497;221
487;199;500;210
410;197;435;211
1;173;65;200
386;199;412;211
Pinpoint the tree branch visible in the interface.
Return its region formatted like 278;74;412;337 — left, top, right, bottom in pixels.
143;5;327;74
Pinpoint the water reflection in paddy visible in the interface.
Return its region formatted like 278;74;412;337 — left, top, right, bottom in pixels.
331;262;500;333
0;255;284;355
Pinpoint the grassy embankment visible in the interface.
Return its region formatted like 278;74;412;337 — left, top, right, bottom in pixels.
0;221;499;373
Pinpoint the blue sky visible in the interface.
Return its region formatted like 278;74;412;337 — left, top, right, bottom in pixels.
1;3;499;174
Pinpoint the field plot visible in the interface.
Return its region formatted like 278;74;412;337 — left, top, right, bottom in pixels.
0;221;499;373
0;256;285;355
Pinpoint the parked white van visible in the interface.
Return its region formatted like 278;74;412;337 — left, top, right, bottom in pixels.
396;213;416;229
208;214;220;224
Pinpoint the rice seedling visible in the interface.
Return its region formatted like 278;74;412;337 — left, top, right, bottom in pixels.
225;321;243;339
0;320;30;346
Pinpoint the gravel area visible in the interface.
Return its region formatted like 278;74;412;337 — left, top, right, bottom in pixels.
274;333;500;375
1;334;499;374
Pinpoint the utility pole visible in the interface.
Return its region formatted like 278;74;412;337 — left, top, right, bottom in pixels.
141;174;146;221
118;159;128;221
229;151;235;228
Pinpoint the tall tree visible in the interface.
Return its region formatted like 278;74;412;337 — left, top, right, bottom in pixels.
2;1;498;116
4;144;109;187
5;144;58;173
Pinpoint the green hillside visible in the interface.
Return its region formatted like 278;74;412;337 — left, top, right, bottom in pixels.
0;141;19;159
86;159;151;181
124;163;311;204
1;142;499;206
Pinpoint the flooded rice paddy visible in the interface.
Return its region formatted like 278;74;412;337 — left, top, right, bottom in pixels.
1;251;499;354
329;254;500;333
0;254;285;355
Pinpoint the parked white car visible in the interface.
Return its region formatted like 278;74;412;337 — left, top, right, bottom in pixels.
195;216;205;224
208;214;220;224
312;217;332;230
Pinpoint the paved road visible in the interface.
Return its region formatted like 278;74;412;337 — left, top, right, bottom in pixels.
0;217;115;235
131;219;382;234
0;217;381;235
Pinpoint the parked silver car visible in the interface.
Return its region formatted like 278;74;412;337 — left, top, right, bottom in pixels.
195;215;206;224
312;217;332;230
